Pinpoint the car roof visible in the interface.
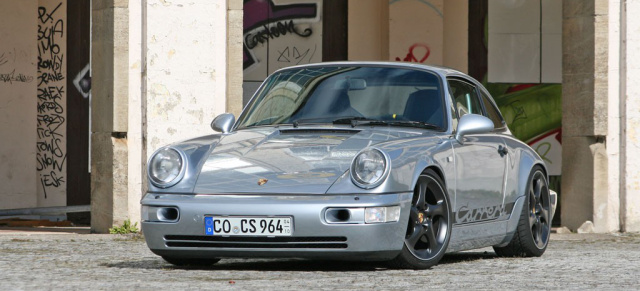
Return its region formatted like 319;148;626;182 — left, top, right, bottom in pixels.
275;61;466;77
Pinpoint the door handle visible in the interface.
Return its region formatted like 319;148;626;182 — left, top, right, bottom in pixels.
498;145;508;157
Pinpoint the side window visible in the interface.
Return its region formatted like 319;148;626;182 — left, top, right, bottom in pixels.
480;90;505;129
448;79;482;117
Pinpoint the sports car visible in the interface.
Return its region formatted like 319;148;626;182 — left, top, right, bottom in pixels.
141;62;557;269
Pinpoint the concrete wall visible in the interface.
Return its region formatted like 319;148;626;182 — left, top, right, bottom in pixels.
347;0;389;61
347;0;466;72
0;0;38;210
0;0;68;211
443;0;468;73
389;0;444;65
145;0;228;153
621;0;640;232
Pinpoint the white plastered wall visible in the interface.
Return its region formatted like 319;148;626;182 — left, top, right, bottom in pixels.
0;0;38;210
145;0;228;156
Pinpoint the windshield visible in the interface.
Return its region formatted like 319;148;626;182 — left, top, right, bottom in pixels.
235;66;446;130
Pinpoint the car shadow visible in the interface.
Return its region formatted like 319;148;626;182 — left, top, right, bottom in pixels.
102;251;497;271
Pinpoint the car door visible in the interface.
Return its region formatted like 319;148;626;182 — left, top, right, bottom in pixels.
448;78;508;225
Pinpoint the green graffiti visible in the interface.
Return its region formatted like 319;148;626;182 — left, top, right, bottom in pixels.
535;142;553;164
485;83;562;143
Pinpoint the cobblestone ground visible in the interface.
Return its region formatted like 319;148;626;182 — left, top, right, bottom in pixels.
0;231;638;290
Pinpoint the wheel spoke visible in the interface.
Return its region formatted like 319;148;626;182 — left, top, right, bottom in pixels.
427;200;445;218
541;207;550;223
534;218;543;242
416;180;427;208
425;220;438;251
534;178;543;201
540;223;550;244
529;211;537;227
406;224;425;247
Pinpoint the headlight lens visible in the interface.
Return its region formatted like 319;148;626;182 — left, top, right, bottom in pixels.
149;147;185;188
350;148;389;188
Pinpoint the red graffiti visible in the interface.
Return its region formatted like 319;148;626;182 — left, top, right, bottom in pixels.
395;43;430;63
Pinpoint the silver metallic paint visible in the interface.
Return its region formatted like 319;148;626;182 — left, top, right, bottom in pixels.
210;113;235;134
141;62;556;260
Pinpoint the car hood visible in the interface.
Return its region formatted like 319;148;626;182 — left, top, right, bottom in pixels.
193;126;426;194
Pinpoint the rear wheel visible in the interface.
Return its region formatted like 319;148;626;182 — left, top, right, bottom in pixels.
494;166;551;257
389;169;451;269
162;256;221;267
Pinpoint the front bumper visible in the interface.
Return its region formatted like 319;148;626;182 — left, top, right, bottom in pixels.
141;192;413;261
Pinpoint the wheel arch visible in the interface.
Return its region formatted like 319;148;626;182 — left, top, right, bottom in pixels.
516;150;548;201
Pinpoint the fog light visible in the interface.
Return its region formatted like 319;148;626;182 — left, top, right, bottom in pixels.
365;206;400;223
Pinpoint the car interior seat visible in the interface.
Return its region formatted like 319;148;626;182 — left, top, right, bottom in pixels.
403;89;444;128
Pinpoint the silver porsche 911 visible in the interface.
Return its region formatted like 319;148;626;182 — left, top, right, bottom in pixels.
141;62;557;269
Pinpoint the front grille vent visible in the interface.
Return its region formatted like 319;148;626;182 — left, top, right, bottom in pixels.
164;235;348;249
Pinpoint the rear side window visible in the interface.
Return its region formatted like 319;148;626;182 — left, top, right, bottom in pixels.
448;79;482;117
480;91;505;129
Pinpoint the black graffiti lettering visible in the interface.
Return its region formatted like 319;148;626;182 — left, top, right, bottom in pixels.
37;2;62;24
276;46;312;64
245;20;313;49
41;171;64;188
37;2;66;199
0;69;34;84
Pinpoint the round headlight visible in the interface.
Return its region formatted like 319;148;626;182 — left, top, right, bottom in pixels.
350;148;389;189
148;147;186;188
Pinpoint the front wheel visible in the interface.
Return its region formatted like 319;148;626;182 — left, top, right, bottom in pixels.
494;166;551;257
389;169;452;269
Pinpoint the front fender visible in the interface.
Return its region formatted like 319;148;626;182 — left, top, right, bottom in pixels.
146;134;222;194
326;136;451;195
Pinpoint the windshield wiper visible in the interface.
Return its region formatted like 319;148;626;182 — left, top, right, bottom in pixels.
334;117;443;130
332;116;376;126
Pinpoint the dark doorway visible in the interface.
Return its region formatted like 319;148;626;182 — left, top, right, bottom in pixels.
322;0;348;61
66;0;91;225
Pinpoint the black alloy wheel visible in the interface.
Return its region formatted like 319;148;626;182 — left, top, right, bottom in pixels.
529;170;551;249
390;169;451;269
494;166;551;257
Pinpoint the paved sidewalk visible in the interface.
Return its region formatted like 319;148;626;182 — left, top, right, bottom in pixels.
0;231;638;290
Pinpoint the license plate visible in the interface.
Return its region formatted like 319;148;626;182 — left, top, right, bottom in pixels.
204;216;292;236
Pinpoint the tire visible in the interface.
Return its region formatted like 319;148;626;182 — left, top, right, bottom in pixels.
162;256;221;267
494;166;551;257
389;169;452;269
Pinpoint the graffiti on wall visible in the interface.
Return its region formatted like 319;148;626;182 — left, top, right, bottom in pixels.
389;0;444;66
394;43;431;63
0;50;35;84
488;83;562;175
37;1;66;199
243;0;322;81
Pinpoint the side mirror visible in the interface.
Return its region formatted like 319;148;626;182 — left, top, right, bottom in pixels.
211;113;235;133
455;114;494;144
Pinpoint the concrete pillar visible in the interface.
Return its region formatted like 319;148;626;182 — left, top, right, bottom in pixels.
562;0;616;232
621;0;640;232
227;0;244;116
91;0;242;233
91;0;131;233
